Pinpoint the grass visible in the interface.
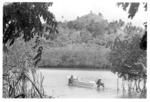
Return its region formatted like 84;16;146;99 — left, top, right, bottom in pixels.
3;54;53;98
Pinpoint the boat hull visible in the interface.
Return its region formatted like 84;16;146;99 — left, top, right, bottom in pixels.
68;79;96;88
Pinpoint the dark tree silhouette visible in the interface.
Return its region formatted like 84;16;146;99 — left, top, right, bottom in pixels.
140;31;147;50
3;2;58;46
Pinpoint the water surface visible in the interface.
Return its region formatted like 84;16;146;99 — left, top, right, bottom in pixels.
38;68;140;98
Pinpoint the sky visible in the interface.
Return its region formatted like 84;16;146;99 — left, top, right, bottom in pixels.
49;0;147;27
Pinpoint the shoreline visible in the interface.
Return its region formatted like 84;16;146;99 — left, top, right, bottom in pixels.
38;65;111;71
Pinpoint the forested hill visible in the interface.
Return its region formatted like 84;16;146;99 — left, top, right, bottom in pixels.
38;12;144;69
5;12;145;69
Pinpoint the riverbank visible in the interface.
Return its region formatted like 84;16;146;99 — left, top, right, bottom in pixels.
38;65;110;71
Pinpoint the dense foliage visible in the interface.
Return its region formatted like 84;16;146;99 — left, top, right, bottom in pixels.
109;35;146;74
3;2;57;46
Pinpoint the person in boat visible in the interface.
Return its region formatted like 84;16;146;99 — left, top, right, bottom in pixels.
68;75;74;85
96;78;104;88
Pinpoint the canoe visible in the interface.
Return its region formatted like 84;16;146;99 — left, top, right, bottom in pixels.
68;78;97;88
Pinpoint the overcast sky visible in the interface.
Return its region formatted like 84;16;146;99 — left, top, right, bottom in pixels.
49;0;147;27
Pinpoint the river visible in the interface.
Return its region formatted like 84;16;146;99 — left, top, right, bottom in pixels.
38;68;142;98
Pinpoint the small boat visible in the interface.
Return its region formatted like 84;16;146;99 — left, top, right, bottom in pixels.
68;75;104;89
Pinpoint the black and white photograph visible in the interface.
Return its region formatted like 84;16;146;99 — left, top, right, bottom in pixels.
2;0;148;99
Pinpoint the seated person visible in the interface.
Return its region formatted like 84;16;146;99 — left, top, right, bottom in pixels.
96;78;104;88
68;75;74;85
